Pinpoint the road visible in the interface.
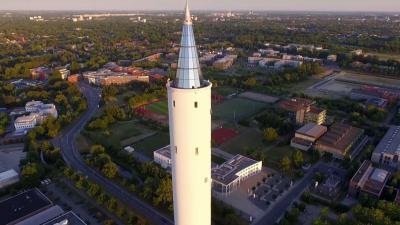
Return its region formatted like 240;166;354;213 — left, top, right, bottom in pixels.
54;82;173;225
254;162;346;225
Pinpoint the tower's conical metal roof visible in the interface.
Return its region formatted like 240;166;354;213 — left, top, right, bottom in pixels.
174;0;203;89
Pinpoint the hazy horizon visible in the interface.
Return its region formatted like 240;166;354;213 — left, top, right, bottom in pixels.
1;0;400;12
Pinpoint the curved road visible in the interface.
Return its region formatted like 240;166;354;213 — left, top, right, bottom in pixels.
54;82;173;225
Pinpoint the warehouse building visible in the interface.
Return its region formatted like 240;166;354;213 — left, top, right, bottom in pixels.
0;169;19;189
315;123;366;160
291;123;328;151
371;126;400;170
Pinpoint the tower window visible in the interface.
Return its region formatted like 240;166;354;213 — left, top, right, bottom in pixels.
194;102;198;108
173;101;175;107
175;146;178;154
195;148;199;156
204;177;208;183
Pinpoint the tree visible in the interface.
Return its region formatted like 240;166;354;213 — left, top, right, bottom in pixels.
91;145;106;156
21;163;44;185
153;177;173;210
292;150;304;168
280;156;291;174
243;77;257;88
264;127;278;142
70;61;81;73
102;162;118;178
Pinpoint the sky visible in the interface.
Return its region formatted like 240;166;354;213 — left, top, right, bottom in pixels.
1;0;400;12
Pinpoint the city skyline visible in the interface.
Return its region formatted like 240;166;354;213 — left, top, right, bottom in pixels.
1;0;400;12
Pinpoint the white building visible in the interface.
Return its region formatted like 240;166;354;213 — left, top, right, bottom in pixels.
154;146;172;169
211;155;262;194
25;100;58;122
25;100;43;112
167;2;212;225
58;68;71;80
0;169;19;189
14;114;38;132
15;101;58;132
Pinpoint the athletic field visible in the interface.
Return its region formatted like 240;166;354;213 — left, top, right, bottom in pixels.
212;98;266;121
146;100;168;115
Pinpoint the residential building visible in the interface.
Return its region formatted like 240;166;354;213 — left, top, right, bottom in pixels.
213;55;237;70
371;126;400;170
14;114;38;132
247;57;263;65
349;160;390;198
57;68;71;80
278;98;326;125
154;145;172;169
30;67;51;80
327;55;337;62
304;106;327;125
199;54;217;64
351;49;364;56
315;123;366;160
67;74;81;83
83;68;150;86
212;155;262;194
291;123;328;151
0;169;19;189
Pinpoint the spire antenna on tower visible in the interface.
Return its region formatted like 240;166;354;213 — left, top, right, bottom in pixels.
185;0;192;24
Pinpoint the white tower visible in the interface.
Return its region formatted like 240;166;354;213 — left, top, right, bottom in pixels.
167;1;212;225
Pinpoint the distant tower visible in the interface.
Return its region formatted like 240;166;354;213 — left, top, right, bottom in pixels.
167;1;212;225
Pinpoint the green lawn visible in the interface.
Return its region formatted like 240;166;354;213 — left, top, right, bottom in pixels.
212;98;266;122
213;86;238;96
265;145;294;167
212;155;226;165
110;120;142;141
133;132;170;158
220;128;265;155
147;100;169;115
81;119;145;150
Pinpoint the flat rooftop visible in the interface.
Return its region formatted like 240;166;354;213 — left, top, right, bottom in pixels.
374;126;400;155
42;211;87;225
278;98;314;112
296;123;327;139
212;154;260;186
317;123;364;153
154;145;171;159
0;189;53;225
350;160;390;197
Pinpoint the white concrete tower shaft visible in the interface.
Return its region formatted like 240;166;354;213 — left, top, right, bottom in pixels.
167;1;212;225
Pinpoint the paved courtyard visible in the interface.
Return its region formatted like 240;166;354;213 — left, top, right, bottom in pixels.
212;167;292;221
0;143;26;172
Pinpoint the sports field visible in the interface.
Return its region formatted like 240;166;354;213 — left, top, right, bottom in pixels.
146;100;168;115
214;86;238;96
212;98;266;121
133;132;170;158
